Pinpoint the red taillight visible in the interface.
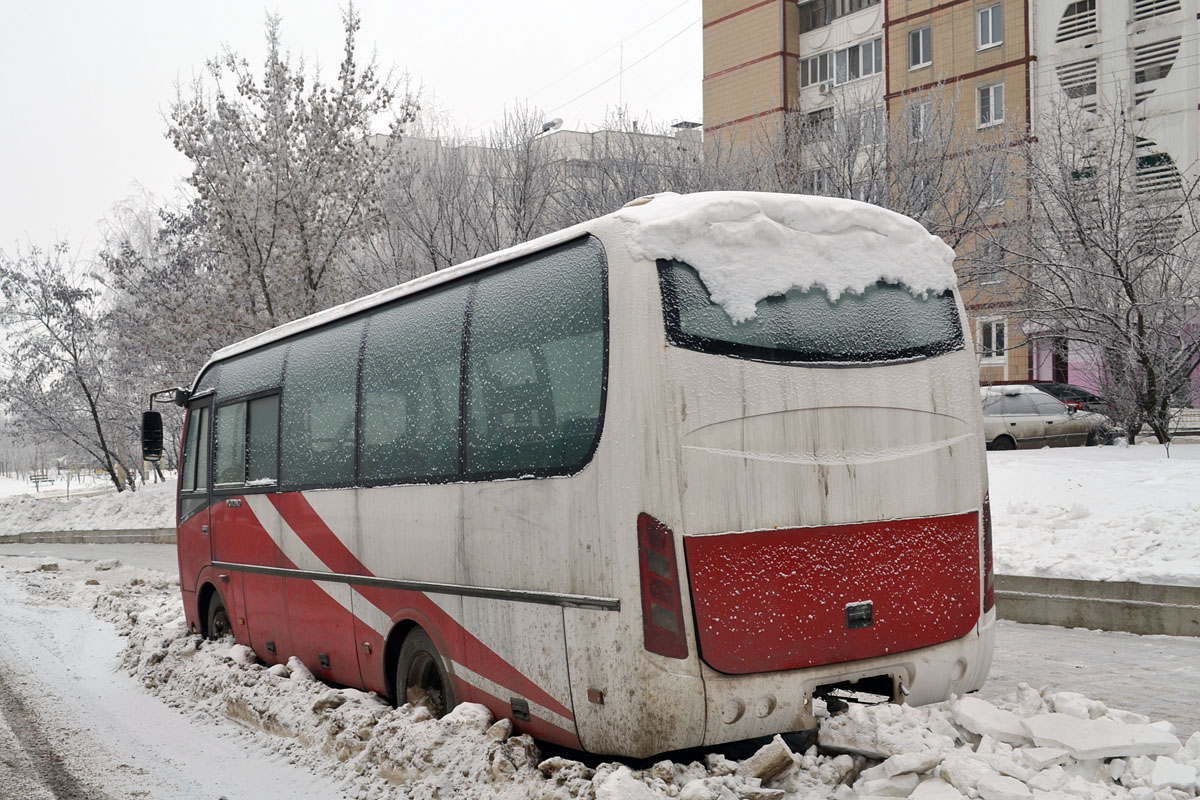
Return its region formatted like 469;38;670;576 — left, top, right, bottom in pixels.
637;513;688;658
982;494;995;611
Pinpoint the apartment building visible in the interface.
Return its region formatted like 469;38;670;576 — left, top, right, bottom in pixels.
1026;0;1200;387
704;0;1034;382
885;0;1032;384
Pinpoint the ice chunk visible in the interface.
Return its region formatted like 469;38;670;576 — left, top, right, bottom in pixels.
955;697;1032;746
286;655;314;681
938;753;995;795
737;735;796;782
859;751;945;782
855;772;920;797
1149;756;1197;793
1026;765;1065;792
596;766;660;800
1021;713;1180;759
1049;691;1104;720
977;773;1032;800
1020;747;1070;771
910;776;967;800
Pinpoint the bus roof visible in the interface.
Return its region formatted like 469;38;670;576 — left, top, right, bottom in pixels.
196;192;956;387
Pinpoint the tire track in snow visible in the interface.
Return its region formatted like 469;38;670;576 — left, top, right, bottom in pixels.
0;662;108;800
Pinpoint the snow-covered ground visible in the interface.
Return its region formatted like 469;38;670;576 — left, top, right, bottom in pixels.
2;553;1198;799
0;474;175;534
987;440;1200;586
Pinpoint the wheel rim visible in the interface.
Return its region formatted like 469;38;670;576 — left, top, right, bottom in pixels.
405;652;447;716
211;605;231;639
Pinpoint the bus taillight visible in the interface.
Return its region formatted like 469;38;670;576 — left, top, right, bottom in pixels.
637;514;688;658
983;494;995;612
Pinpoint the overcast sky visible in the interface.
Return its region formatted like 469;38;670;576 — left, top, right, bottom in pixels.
0;1;702;255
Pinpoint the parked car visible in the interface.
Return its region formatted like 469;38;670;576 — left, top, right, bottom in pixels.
1015;381;1110;414
980;384;1114;450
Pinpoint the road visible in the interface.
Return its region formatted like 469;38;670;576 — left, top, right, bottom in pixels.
0;552;353;800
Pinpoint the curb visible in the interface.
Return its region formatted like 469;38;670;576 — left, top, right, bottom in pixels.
995;574;1200;637
0;529;177;545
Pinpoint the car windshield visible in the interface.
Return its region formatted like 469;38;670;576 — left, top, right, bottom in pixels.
658;260;964;364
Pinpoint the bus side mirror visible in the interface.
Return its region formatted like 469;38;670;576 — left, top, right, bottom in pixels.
142;411;164;462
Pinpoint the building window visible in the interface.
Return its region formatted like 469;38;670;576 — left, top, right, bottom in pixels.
975;242;1006;286
909;26;932;69
837;106;887;147
978;83;1004;127
1057;58;1098;99
800;52;830;88
1133;37;1181;84
834;38;883;85
909;100;933;140
979;319;1006;362
978;5;1003;49
1056;0;1097;43
799;0;881;34
983;158;1007;207
801;108;835;142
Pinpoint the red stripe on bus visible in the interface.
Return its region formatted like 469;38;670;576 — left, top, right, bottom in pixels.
266;492;576;723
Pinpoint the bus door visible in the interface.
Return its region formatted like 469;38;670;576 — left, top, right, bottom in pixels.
177;398;214;605
210;394;290;656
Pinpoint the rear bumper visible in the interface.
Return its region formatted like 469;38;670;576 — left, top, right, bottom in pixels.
696;608;995;747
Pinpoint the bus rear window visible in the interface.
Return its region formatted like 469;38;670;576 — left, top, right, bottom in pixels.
658;260;964;364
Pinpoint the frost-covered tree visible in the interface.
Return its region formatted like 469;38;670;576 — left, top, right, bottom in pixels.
750;84;1021;253
168;6;417;326
998;98;1200;443
0;244;138;491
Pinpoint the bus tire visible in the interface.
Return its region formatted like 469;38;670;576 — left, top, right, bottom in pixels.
397;628;456;718
990;435;1016;451
206;592;232;640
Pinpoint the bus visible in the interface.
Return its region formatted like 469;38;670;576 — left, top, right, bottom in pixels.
144;191;994;759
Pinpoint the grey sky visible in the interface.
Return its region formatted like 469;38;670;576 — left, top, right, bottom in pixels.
0;1;702;255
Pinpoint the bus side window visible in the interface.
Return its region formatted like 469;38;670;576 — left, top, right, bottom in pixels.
360;284;468;485
465;238;606;477
181;405;210;493
214;394;280;488
281;319;364;489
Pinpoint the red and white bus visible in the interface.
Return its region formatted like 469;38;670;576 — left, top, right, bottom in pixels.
150;191;994;759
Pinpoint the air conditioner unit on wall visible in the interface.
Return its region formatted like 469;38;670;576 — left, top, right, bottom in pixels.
818;81;833;95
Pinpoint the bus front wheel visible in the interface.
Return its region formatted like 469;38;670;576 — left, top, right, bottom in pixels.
397;628;456;718
206;593;232;640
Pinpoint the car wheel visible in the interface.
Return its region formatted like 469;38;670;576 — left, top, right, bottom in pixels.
991;435;1016;451
397;628;456;718
206;593;232;640
1086;429;1100;446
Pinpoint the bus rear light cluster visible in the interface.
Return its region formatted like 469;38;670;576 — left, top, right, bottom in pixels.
983;494;995;612
637;513;689;658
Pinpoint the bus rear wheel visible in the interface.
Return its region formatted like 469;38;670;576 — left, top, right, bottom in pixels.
397;628;456;718
206;593;232;640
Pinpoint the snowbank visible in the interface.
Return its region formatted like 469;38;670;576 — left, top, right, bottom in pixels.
3;554;1198;800
0;478;175;534
988;442;1200;586
615;192;957;322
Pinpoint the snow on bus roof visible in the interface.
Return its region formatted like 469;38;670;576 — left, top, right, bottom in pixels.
615;191;957;323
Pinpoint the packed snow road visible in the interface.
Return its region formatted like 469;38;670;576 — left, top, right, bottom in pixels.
0;560;354;799
2;549;1199;799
